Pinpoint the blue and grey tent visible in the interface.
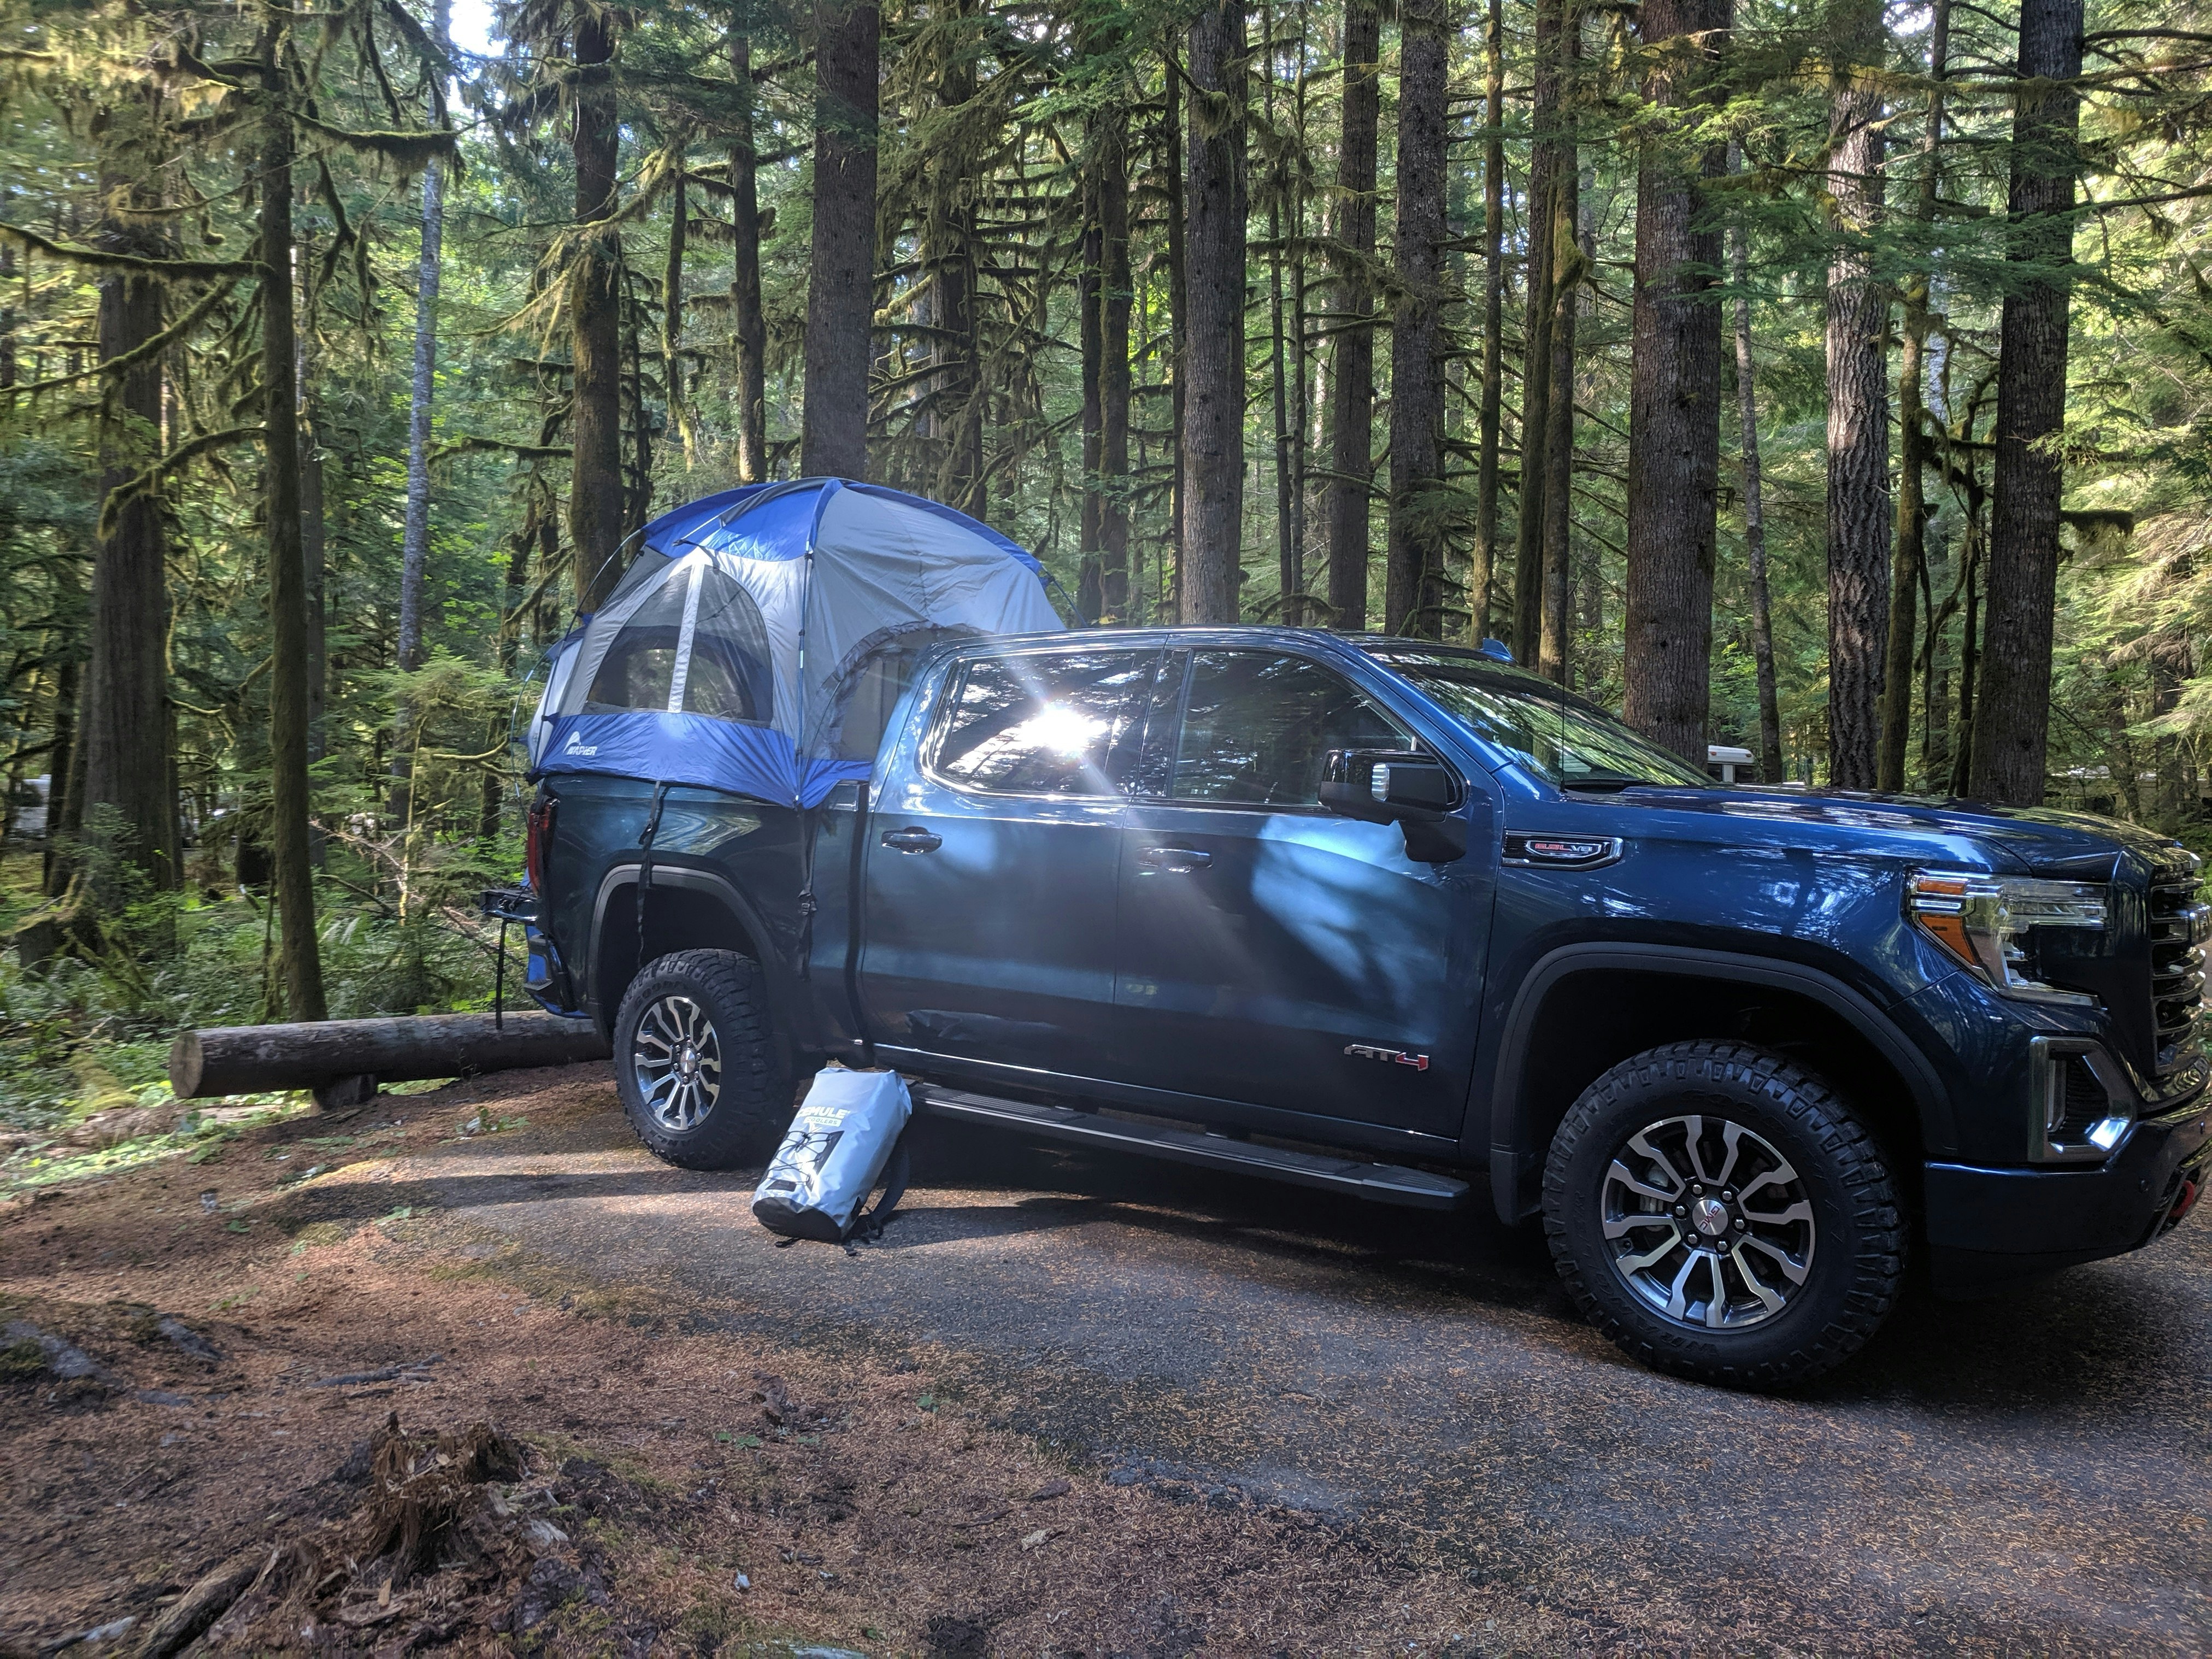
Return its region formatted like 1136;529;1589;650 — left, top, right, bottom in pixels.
527;478;1063;805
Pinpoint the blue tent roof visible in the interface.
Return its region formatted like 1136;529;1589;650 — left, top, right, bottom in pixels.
527;479;1061;806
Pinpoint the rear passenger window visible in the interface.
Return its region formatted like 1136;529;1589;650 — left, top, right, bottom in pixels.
1170;652;1411;807
933;651;1157;796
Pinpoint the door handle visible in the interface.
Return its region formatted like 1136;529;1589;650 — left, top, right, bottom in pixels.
1139;845;1212;874
880;827;943;854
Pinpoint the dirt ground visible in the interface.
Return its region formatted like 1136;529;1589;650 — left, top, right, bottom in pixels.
2;1068;1567;1659
5;1061;2211;1657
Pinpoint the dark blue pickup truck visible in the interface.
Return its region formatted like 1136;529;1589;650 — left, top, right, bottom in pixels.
514;623;2210;1389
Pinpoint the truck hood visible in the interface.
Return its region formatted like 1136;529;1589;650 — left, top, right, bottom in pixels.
1596;785;2187;879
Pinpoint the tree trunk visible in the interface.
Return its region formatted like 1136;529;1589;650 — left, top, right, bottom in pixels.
730;27;767;483
1879;0;1947;792
1165;53;1188;614
1383;0;1449;640
1621;0;1729;764
397;4;446;677
1969;0;2083;805
40;654;78;898
1472;0;1505;643
801;0;880;482
258;50;327;1022
569;8;625;609
662;164;693;465
1263;1;1296;627
1179;0;1247;624
927;21;984;515
390;23;445;821
1536;16;1581;685
622;261;654;539
1099;107;1132;620
1823;0;1890;790
170;1010;612;1101
1512;0;1568;668
1079;189;1105;619
1728;148;1784;786
1326;0;1380;630
79;101;178;902
1950;447;1985;795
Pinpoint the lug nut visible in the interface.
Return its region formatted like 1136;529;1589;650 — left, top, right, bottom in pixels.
1734;1218;1748;1231
1673;1204;1687;1217
1722;1189;1736;1202
1690;1184;1704;1196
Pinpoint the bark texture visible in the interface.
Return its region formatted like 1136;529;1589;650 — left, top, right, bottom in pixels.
396;10;445;676
1536;34;1582;686
801;0;880;482
1621;0;1729;764
1325;0;1380;629
1472;0;1505;641
1880;0;1948;792
661;164;692;463
258;60;327;1021
568;9;625;609
79;105;178;899
1098;110;1132;619
1383;0;1449;639
1823;0;1890;790
1970;0;2083;805
1729;150;1784;785
1179;0;1247;624
730;28;767;482
1512;0;1569;668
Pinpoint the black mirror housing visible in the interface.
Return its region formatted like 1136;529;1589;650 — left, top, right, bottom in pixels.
1320;750;1467;862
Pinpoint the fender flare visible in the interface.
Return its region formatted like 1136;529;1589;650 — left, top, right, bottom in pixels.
587;861;792;1044
1485;942;1955;1224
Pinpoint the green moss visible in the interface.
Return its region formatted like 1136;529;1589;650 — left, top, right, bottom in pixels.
0;1338;44;1381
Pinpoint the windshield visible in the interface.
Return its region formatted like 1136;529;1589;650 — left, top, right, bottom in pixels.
1373;651;1710;789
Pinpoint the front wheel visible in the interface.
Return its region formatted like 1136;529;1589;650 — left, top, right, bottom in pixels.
1542;1040;1905;1390
613;950;791;1170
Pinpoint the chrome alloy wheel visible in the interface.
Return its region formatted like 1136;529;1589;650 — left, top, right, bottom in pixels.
1601;1115;1816;1332
631;994;722;1132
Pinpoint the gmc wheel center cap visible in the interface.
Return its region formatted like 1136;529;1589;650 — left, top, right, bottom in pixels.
677;1044;698;1077
1692;1197;1731;1237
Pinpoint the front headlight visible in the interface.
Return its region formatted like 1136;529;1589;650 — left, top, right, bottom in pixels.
1907;870;2107;1005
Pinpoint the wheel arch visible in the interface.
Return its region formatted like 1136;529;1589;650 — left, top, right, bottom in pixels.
589;863;787;1056
1486;944;1953;1225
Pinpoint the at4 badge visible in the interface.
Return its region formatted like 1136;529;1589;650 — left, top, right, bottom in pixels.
1345;1043;1431;1072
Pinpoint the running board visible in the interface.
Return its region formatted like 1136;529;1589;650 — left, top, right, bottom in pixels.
916;1089;1472;1211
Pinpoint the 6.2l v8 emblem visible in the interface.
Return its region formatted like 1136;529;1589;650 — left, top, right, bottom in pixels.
1345;1043;1430;1072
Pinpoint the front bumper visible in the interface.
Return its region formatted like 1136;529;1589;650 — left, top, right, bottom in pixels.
1925;1097;2212;1295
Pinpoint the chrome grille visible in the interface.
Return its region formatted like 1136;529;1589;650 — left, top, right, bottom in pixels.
2148;864;2207;1076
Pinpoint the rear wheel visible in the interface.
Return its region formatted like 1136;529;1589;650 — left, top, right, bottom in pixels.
613;950;791;1169
1542;1040;1905;1389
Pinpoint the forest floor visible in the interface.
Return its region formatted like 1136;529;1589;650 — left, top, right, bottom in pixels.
4;1062;2210;1657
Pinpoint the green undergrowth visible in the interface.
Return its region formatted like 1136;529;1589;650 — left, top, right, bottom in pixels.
1;838;516;1180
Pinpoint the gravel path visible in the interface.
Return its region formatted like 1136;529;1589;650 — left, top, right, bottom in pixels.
372;1064;2212;1654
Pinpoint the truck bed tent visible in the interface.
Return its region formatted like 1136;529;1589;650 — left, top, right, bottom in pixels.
527;478;1063;806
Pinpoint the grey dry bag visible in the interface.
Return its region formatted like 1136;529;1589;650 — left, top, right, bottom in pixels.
751;1067;913;1243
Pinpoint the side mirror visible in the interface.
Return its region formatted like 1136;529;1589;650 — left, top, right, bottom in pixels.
1320;749;1468;862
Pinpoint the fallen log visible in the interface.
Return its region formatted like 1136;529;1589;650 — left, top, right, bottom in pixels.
168;1011;611;1104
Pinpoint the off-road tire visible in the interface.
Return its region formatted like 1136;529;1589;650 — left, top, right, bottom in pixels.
613;950;791;1170
1542;1040;1905;1390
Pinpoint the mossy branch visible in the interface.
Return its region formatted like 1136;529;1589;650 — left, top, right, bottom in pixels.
0;220;263;281
97;425;264;537
4;280;238;399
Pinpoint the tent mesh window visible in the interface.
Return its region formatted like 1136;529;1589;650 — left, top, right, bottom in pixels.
581;561;773;723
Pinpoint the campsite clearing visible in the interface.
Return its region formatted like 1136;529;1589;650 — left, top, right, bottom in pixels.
5;1062;2209;1655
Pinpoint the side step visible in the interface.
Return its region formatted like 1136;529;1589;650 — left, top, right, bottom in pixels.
916;1088;1471;1211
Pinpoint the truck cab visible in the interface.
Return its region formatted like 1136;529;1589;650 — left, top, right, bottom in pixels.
520;625;2211;1390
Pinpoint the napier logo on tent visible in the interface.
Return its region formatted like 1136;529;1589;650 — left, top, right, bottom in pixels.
563;733;599;757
